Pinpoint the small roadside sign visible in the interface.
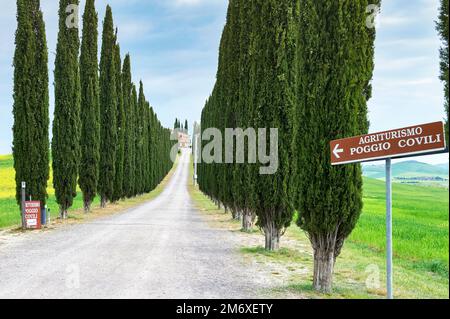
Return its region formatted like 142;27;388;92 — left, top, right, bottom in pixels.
330;121;446;165
24;201;41;229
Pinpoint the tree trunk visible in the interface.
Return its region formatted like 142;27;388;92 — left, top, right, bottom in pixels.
84;200;91;214
242;210;254;232
312;248;335;293
100;196;107;208
264;221;280;251
310;231;339;293
59;208;68;220
232;208;241;220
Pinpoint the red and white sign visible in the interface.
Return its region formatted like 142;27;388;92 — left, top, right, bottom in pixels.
24;201;41;229
331;122;447;165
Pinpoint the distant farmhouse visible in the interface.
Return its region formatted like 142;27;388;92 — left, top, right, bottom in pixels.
175;130;191;148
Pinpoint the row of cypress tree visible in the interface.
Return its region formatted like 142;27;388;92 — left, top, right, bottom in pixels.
198;0;379;293
13;0;174;219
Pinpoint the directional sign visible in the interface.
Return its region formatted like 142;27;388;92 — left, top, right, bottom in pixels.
24;201;41;229
330;121;447;165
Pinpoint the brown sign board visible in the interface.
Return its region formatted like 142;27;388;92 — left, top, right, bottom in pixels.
330;121;447;165
25;201;41;229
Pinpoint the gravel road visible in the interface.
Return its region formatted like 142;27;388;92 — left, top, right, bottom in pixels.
0;149;268;299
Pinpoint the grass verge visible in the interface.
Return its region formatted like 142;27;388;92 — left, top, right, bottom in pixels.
187;156;449;299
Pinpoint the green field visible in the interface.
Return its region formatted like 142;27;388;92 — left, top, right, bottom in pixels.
351;177;449;277
0;154;101;228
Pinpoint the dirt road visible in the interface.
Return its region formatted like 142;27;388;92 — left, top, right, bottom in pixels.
0;150;268;299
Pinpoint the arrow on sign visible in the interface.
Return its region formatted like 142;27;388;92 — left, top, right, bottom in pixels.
333;144;344;159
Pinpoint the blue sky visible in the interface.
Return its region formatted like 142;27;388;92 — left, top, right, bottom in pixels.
0;0;448;165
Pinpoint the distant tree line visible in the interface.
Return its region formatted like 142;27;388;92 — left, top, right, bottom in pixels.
13;0;175;218
198;0;380;293
174;118;189;133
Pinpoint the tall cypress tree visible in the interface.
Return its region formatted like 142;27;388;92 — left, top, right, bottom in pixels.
122;55;135;198
294;0;377;293
98;5;117;207
250;0;297;250
184;120;188;133
233;0;256;231
149;107;156;189
437;0;449;143
52;0;81;219
13;0;50;212
79;0;100;213
143;101;151;192
135;81;145;194
112;34;125;202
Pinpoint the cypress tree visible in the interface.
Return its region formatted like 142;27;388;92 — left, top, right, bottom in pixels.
250;0;297;250
98;5;117;207
79;0;100;213
234;0;256;231
142;101;150;192
151;110;159;189
184;120;188;133
437;0;449;143
52;0;81;219
122;55;135;198
13;0;50;212
135;81;146;194
112;34;125;202
294;0;377;292
147;106;155;191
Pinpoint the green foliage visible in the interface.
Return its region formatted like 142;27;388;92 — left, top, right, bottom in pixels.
198;0;378;291
13;0;50;210
135;81;145;194
98;5;117;204
52;0;81;213
250;0;297;239
437;0;449;144
112;36;125;202
79;0;100;211
122;55;135;198
11;0;173;215
295;0;376;255
199;0;297;248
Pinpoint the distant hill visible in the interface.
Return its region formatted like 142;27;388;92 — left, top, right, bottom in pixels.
434;163;449;174
363;160;449;179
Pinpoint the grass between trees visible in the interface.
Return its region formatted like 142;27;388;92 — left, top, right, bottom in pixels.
188;156;449;299
0;154;178;229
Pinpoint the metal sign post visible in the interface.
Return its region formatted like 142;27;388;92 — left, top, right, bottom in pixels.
330;121;448;299
385;158;393;299
21;181;26;230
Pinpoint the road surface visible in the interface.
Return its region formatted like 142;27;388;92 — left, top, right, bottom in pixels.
0;150;266;299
